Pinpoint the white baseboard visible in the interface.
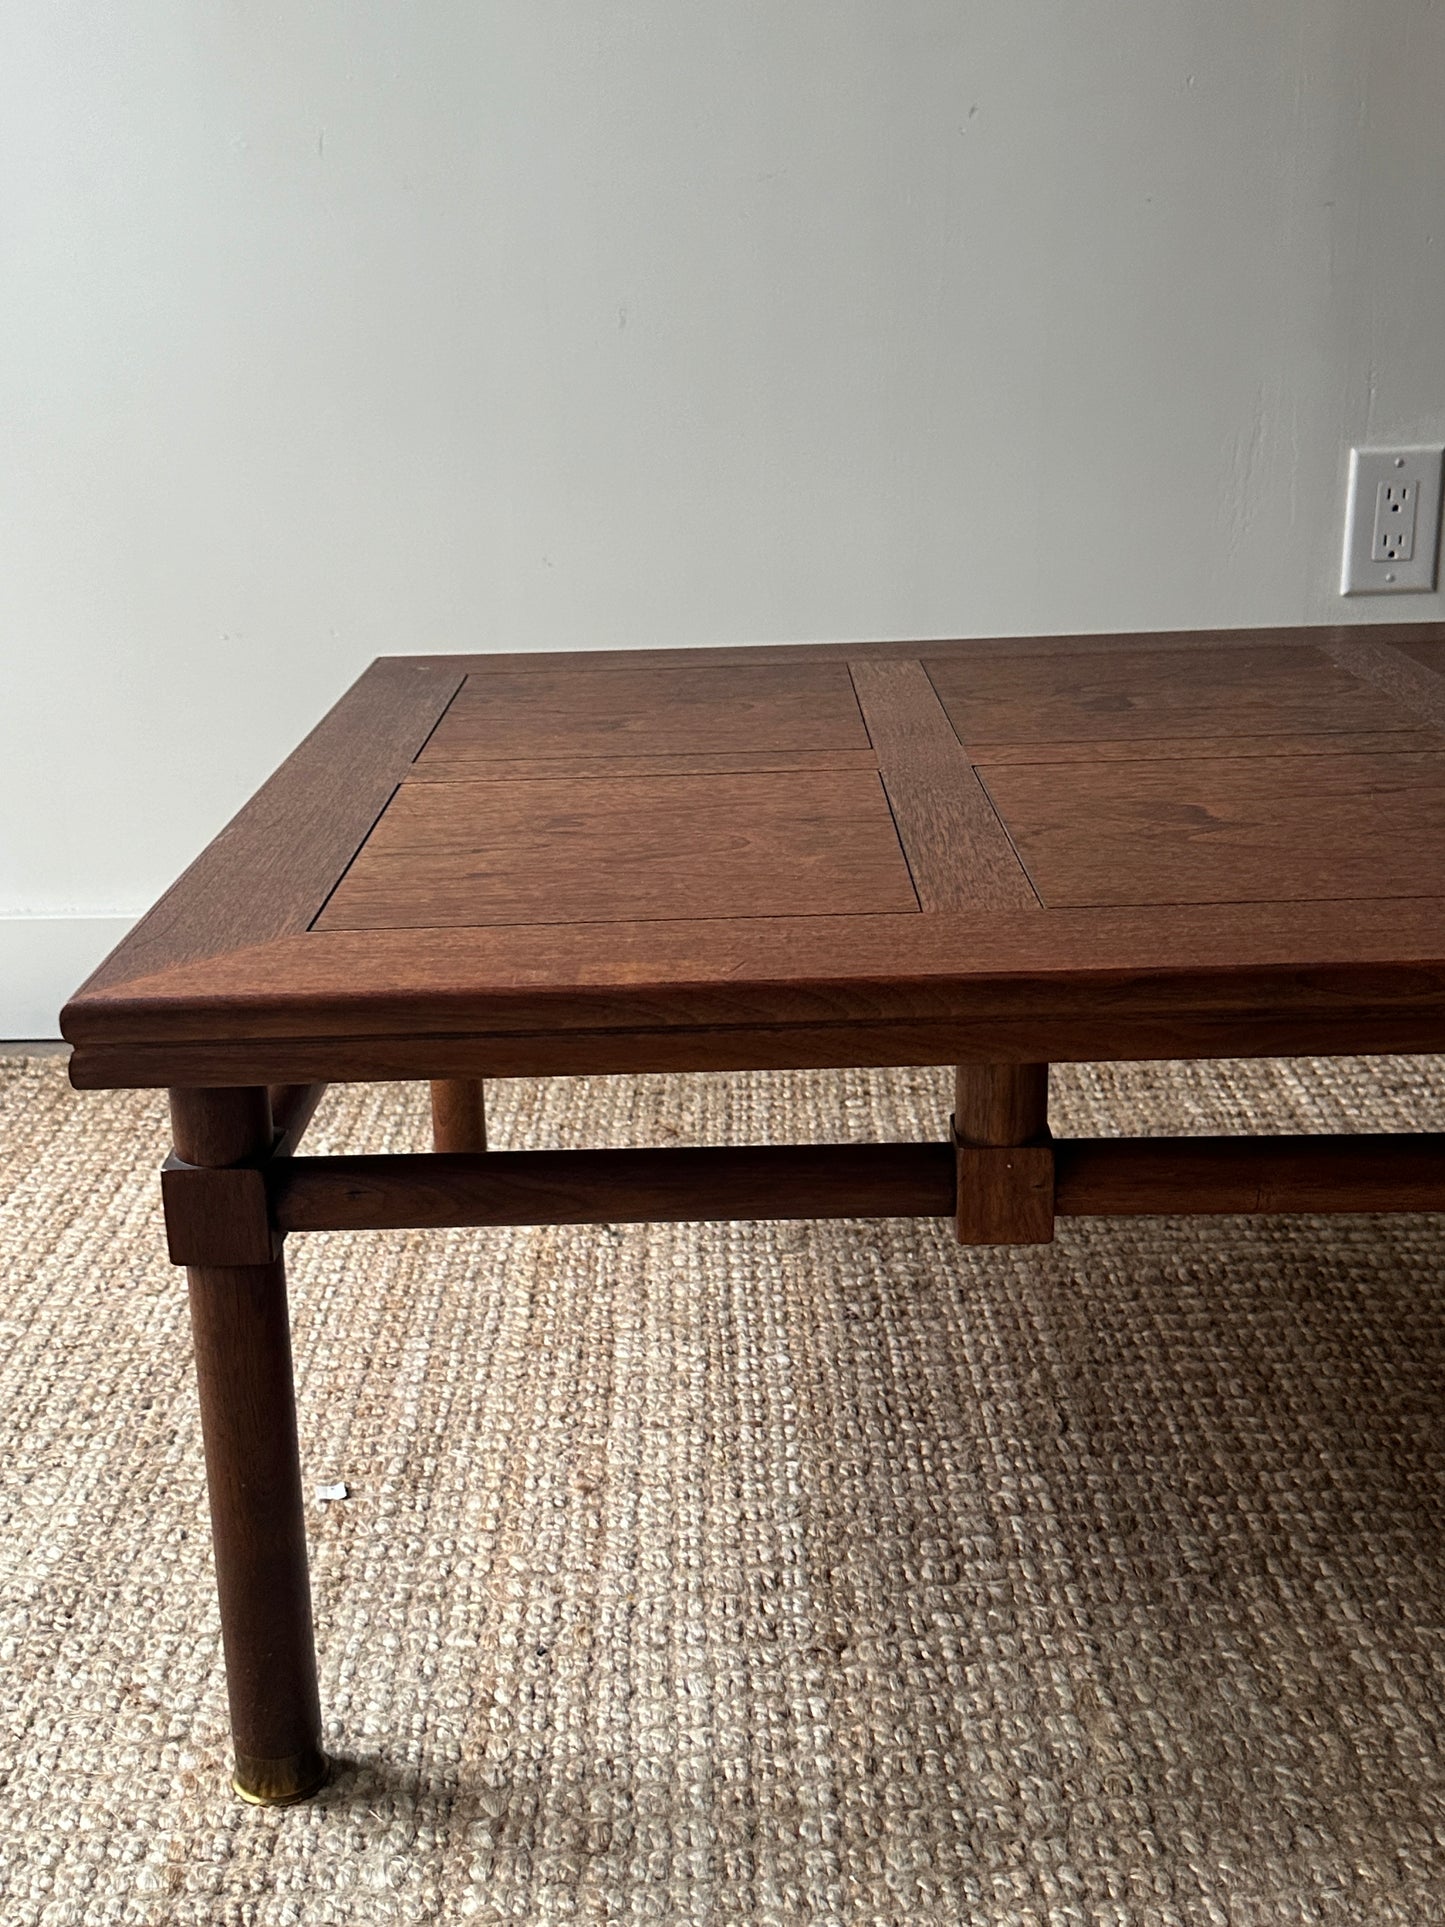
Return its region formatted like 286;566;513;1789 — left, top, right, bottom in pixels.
0;916;136;1040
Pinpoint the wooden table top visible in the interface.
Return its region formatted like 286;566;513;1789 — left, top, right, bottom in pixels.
64;624;1445;1088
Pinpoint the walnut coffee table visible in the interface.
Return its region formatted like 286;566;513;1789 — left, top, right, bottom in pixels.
63;624;1445;1804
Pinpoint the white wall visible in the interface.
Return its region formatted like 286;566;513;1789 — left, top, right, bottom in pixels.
3;3;1444;1032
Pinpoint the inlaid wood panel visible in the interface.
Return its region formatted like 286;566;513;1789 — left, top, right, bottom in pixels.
415;660;870;765
318;769;920;929
968;729;1445;766
409;748;881;783
926;643;1420;746
848;657;1039;911
979;750;1445;907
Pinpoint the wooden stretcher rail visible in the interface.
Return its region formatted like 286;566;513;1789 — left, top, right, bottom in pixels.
268;1142;959;1232
1054;1133;1445;1216
262;1133;1445;1237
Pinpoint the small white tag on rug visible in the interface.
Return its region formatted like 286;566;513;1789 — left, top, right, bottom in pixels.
315;1481;349;1502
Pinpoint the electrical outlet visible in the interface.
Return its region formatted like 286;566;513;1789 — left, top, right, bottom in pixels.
1341;445;1443;594
1372;479;1418;563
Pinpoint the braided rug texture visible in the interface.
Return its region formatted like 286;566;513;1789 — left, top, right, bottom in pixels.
2;1053;1444;1926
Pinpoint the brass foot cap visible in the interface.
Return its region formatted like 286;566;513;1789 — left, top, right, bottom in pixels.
232;1748;330;1807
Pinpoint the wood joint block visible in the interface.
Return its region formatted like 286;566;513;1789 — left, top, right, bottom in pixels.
161;1154;281;1267
953;1125;1055;1244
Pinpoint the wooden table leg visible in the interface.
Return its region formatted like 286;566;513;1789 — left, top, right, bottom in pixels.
430;1078;487;1153
169;1088;328;1805
954;1062;1055;1243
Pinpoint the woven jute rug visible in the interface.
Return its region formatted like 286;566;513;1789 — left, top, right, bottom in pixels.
3;1054;1445;1926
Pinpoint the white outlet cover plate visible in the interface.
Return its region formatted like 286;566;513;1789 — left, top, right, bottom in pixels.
1341;444;1444;595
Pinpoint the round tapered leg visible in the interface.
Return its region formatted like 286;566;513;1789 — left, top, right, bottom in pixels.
430;1078;487;1153
171;1088;327;1805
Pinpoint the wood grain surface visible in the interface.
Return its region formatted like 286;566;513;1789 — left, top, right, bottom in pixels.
264;1134;1445;1232
848;658;1039;912
317;768;920;929
965;729;1445;766
1392;638;1445;678
408;748;882;783
978;749;1445;907
418;660;869;762
170;1088;326;1800
1321;635;1445;731
430;1079;487;1153
926;642;1421;745
270;1143;958;1232
61;623;1445;1087
953;1063;1054;1244
1053;1133;1445;1215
